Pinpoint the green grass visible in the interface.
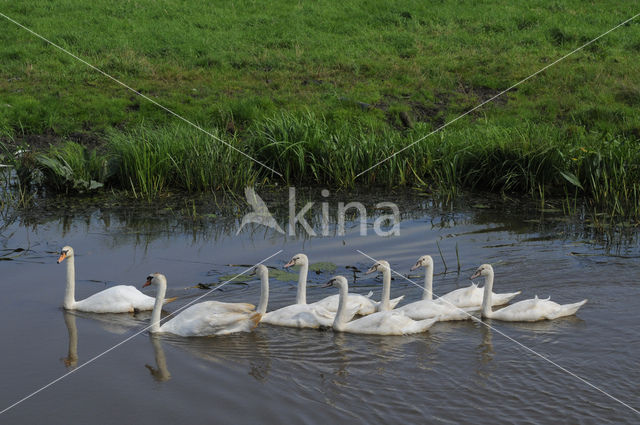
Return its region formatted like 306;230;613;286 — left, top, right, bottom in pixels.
1;0;639;218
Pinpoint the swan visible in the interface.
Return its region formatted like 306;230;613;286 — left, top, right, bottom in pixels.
260;260;358;329
57;246;173;313
327;276;436;335
404;254;521;308
364;260;405;311
471;264;588;321
145;273;261;336
394;255;478;321
284;253;392;315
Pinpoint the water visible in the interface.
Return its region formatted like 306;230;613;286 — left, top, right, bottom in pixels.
0;193;638;424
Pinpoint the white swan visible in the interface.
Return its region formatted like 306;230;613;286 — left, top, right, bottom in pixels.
260;259;358;329
364;260;405;311
57;246;171;313
471;264;588;322
327;276;436;335
405;254;521;308
283;253;387;315
394;255;478;321
145;273;261;336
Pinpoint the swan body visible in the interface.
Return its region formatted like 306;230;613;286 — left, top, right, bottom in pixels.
285;253;403;315
471;264;587;322
259;258;357;328
435;284;521;309
146;273;261;336
328;276;436;335
58;246;158;313
398;254;478;321
261;303;345;328
310;292;404;316
395;299;478;321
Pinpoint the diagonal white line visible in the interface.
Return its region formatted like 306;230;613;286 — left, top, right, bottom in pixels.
356;249;640;416
0;11;283;178
354;12;640;180
0;249;283;416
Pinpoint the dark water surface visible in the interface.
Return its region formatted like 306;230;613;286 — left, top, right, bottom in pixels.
0;193;638;424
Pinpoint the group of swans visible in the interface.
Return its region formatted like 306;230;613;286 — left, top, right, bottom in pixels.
57;246;588;338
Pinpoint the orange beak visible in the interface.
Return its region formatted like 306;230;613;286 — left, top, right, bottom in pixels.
57;252;67;264
143;277;152;288
284;259;295;268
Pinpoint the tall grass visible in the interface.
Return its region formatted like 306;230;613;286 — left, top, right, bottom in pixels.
108;124;260;196
8;114;640;222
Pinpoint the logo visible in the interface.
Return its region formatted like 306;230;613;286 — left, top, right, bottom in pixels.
236;187;285;235
237;187;400;237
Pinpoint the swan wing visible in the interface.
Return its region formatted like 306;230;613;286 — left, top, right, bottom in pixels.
199;301;256;314
261;304;335;328
75;285;155;313
311;294;375;315
388;295;405;310
371;295;406;312
160;303;259;336
343;311;435;335
396;300;476;321
437;284;482;308
491;290;522;306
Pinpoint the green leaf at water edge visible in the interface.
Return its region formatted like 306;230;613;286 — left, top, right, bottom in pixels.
559;171;584;190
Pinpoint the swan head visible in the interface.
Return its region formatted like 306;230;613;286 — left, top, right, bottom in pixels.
365;260;390;275
143;273;166;288
250;264;269;278
470;264;493;280
411;255;433;271
324;275;348;290
284;253;308;268
57;246;74;264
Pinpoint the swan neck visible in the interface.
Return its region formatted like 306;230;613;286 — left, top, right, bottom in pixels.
150;280;166;333
257;272;269;315
63;255;76;309
422;265;433;301
332;283;349;331
295;262;308;305
380;268;391;311
481;271;494;318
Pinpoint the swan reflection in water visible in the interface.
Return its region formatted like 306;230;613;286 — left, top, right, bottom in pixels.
62;310;79;368
146;335;171;382
162;330;272;382
60;309;154;369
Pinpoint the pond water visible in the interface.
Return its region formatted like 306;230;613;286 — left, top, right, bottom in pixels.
0;191;638;424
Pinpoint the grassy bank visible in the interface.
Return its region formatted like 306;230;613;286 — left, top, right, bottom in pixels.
3;118;639;222
1;1;639;218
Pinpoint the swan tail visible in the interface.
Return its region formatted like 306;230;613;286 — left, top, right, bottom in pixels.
407;317;437;334
549;299;588;319
250;312;263;328
389;295;405;310
163;297;179;305
494;291;522;306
